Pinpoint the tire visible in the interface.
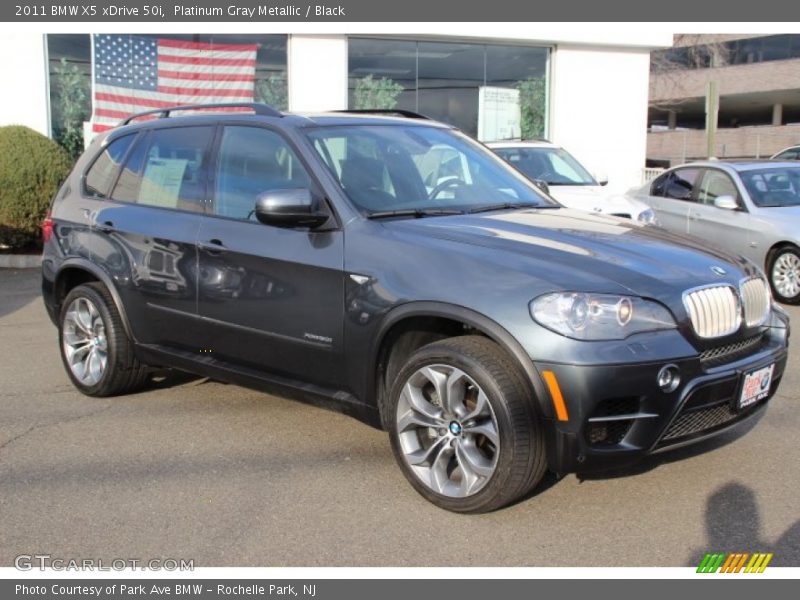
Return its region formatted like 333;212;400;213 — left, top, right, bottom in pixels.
58;282;149;396
387;335;546;513
767;245;800;305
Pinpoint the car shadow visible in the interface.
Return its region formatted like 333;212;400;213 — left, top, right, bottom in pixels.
143;369;212;391
686;482;800;567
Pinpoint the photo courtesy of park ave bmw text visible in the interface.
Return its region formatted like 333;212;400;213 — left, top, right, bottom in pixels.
0;0;798;595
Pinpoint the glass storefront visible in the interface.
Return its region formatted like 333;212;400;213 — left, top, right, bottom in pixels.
348;38;549;141
46;34;288;157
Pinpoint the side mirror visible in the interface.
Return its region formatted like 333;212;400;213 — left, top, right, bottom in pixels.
713;195;739;210
593;170;609;186
254;189;329;229
532;179;550;195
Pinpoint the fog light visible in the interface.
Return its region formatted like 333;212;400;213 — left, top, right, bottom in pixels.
657;364;680;393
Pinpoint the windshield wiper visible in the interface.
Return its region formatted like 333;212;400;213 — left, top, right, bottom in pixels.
367;208;465;219
467;202;547;214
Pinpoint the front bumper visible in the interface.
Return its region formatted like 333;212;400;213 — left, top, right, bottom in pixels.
535;323;789;475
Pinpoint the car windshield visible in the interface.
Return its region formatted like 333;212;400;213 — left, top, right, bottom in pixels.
493;146;597;186
305;125;556;216
740;167;800;207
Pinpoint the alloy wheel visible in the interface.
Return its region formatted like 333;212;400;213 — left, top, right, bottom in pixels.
62;297;108;386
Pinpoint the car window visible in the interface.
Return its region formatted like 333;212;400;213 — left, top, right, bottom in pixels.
125;126;214;213
111;134;148;203
697;170;738;206
740;166;800;207
663;168;700;202
307;126;554;214
213;126;312;221
650;171;669;196
774;149;800;160
495;147;595;186
84;134;136;198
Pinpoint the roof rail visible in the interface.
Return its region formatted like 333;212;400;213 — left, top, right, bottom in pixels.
119;102;282;126
333;109;430;120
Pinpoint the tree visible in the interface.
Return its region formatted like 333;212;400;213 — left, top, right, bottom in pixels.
256;74;288;110
51;58;90;159
515;77;546;139
353;75;403;110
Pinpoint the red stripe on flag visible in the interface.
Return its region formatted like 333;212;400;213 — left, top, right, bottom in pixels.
158;69;255;82
95;92;177;109
158;54;257;68
156;85;254;97
158;38;258;53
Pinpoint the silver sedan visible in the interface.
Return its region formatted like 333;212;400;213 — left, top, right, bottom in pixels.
627;160;800;304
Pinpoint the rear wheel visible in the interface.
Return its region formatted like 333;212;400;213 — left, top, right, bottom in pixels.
59;283;149;396
388;336;546;513
768;245;800;304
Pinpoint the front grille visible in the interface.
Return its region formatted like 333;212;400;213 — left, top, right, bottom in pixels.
661;403;738;441
741;277;770;327
700;334;765;367
683;285;741;339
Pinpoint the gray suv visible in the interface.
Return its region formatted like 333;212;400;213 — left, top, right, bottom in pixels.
42;103;789;512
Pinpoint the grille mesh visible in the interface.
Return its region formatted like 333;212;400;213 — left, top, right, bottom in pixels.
699;334;765;367
741;278;770;327
684;285;741;339
661;403;738;441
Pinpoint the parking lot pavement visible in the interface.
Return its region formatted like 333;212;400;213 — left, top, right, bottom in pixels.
0;267;798;567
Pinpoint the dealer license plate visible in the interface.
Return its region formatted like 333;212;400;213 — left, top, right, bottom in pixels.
738;364;775;410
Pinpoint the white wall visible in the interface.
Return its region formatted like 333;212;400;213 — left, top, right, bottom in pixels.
550;44;653;193
0;34;49;135
288;35;348;112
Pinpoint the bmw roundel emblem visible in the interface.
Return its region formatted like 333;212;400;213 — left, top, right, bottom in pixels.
711;266;727;277
449;421;462;436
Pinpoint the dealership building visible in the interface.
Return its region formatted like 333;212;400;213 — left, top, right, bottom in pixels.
1;29;671;191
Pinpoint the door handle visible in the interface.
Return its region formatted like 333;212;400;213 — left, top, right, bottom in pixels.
198;239;228;254
689;212;700;221
97;220;117;233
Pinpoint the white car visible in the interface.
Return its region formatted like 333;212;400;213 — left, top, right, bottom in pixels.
488;141;657;224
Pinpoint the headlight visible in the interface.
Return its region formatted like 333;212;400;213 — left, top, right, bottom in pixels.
637;208;658;225
530;292;676;340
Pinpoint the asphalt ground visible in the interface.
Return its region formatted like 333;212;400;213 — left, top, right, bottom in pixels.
0;268;798;567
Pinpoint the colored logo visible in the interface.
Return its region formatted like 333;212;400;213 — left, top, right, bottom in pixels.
710;266;727;276
696;552;773;573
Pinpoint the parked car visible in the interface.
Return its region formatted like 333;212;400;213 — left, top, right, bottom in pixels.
627;160;800;304
43;104;789;513
488;140;657;223
771;145;800;161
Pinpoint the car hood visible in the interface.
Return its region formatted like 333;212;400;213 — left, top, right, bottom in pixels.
547;185;649;217
382;208;754;303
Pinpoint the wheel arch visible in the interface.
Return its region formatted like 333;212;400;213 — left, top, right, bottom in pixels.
370;302;551;429
54;259;135;341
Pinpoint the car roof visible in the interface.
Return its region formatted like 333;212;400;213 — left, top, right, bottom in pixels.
486;140;557;149
670;160;800;173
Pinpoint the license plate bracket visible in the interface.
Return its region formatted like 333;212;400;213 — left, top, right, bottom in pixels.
736;363;775;411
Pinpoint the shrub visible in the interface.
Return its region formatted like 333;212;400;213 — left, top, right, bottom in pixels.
0;126;73;250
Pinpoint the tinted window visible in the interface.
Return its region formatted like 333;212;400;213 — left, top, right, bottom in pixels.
650;172;669;196
214;126;312;221
495;147;595;185
111;134;148;203
740;167;800;207
84;134;136;197
697;170;739;206
664;168;700;201
133;127;214;212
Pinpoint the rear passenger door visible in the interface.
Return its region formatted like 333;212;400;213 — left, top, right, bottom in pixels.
196;124;345;385
645;168;700;234
92;125;214;349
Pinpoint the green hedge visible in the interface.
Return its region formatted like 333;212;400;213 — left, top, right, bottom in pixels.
0;126;73;250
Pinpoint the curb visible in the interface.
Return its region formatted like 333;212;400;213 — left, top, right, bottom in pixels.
0;254;42;269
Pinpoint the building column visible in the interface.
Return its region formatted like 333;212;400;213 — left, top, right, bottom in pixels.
287;35;348;112
772;103;783;126
667;110;677;130
0;34;50;136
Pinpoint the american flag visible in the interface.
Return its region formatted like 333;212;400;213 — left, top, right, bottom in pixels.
91;34;257;133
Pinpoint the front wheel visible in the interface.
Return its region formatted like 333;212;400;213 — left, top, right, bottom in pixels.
768;246;800;304
388;336;546;513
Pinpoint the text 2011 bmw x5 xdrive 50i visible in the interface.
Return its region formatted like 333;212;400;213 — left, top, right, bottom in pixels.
42;103;789;512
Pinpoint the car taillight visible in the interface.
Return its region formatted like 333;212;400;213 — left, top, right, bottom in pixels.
42;212;54;243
